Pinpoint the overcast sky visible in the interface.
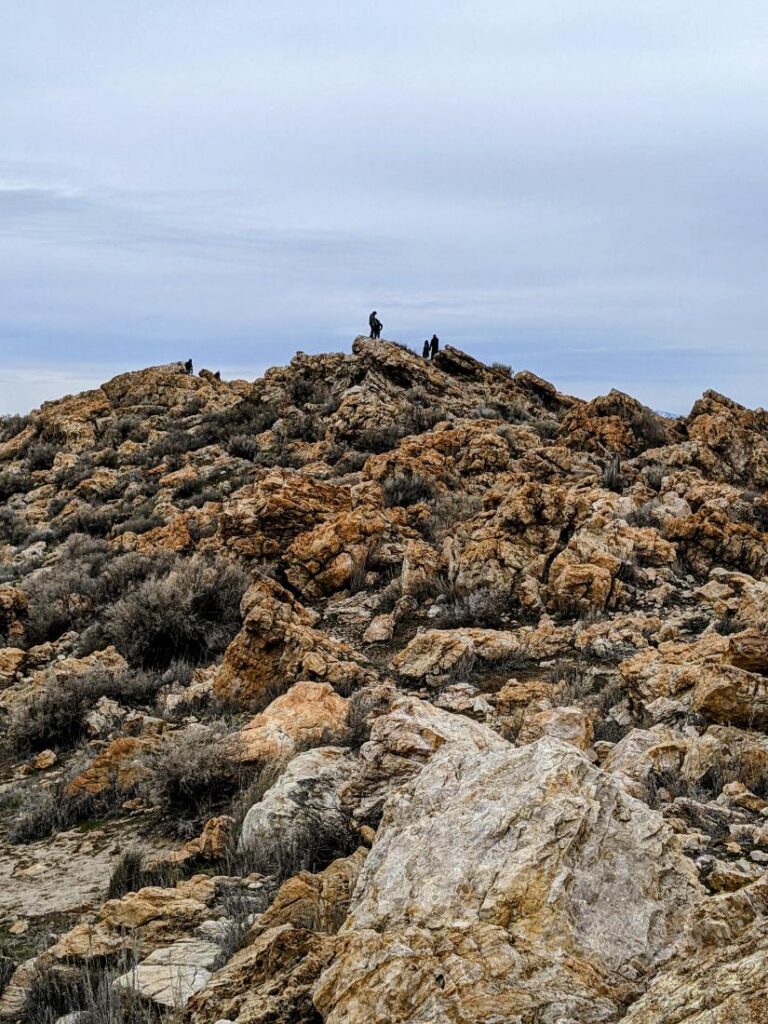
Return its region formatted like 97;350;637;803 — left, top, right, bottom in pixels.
1;2;767;414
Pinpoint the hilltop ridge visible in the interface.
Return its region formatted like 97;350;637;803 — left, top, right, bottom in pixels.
1;338;768;1022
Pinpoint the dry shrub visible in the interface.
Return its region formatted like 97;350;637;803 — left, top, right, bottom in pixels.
104;554;246;669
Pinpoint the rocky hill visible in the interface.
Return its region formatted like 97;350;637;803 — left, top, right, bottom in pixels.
1;336;767;1022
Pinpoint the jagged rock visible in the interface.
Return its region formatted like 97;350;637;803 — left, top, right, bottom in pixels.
284;505;419;600
315;737;703;1024
236;681;349;763
255;847;367;936
213;577;374;707
341;694;505;823
517;704;594;751
218;470;351;560
185;925;336;1024
559;389;671;457
65;735;154;799
160;817;235;867
49;877;217;962
682;725;768;795
390;627;519;686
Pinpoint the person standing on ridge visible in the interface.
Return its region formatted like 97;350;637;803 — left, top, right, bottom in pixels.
369;311;382;339
430;334;439;359
422;339;430;359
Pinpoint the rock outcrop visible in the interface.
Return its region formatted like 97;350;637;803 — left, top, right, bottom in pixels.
1;340;767;1023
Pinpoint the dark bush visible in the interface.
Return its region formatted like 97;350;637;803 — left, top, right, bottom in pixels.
7;776;111;843
25;441;58;471
227;434;261;461
7;663;160;755
24;959;164;1024
433;587;509;628
381;472;437;508
51;503;121;540
0;469;33;502
0;413;31;443
138;724;245;820
107;847;184;899
104;554;247;669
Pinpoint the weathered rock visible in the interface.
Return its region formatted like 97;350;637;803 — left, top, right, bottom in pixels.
218;470;351;561
341;694;505;823
236;681;349;763
517;704;594;751
239;748;353;866
50;878;216;962
315;737;703;1024
115;937;221;1008
390;628;519;686
185;925;335;1024
65;735;154;799
213;577;374;708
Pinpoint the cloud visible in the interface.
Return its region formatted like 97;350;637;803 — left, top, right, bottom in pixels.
0;2;767;412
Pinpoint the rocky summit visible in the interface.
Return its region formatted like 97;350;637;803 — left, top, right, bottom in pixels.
1;337;768;1023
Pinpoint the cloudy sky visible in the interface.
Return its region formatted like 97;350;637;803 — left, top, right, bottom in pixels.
1;2;767;413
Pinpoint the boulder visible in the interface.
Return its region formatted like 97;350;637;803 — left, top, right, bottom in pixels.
239;747;353;870
114;937;221;1008
341;694;505;823
315;737;703;1023
236;681;349;763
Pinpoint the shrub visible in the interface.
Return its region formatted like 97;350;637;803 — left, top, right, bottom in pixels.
381;472;437;508
23;959;165;1024
491;362;513;376
346;686;393;749
138;724;245;820
25;440;57;471
7;776;110;844
8;663;159;755
602;453;623;492
423;491;483;543
104;554;247;669
643;465;666;492
0;468;33;502
227;434;261;461
235;809;359;882
433;587;510;629
0;412;31;443
632;406;668;448
107;847;184;899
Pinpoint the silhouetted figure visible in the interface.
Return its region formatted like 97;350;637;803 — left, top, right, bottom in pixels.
422;339;430;359
369;311;382;339
184;359;193;375
213;370;221;380
429;335;439;359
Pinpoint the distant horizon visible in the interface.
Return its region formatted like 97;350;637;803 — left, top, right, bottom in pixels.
2;3;767;415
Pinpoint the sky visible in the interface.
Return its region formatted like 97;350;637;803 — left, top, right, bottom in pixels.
1;1;767;414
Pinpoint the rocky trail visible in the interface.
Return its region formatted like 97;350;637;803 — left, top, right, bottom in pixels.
1;337;767;1021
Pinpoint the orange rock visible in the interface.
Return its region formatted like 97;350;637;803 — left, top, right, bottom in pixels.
236;681;349;763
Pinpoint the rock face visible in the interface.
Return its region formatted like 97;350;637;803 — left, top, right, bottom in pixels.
213;576;374;707
315;738;703;1023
